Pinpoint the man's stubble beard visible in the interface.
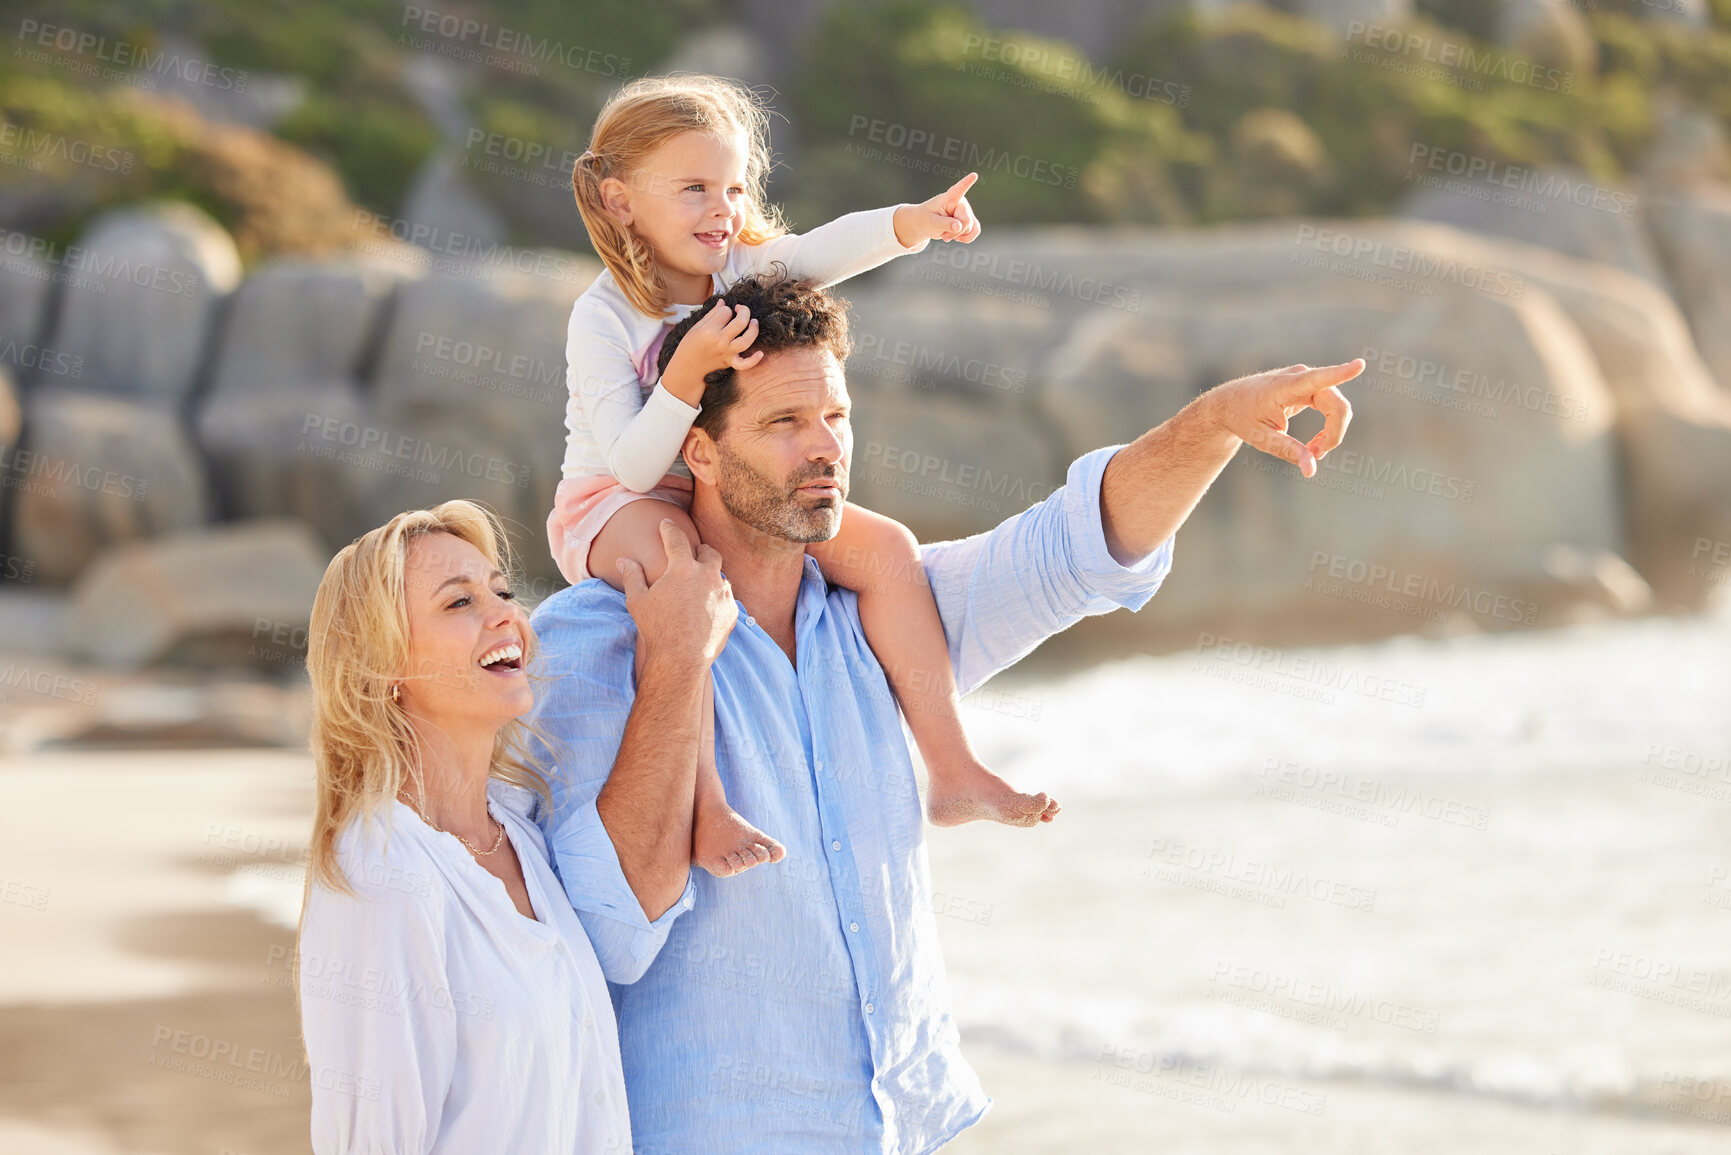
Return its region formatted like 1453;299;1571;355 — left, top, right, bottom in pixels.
714;438;846;545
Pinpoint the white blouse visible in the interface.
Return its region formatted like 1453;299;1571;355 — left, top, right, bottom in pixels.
299;779;632;1154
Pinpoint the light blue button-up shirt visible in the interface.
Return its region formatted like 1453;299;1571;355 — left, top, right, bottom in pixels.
530;445;1173;1154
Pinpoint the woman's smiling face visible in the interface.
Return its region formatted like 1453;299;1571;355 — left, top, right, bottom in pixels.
397;530;534;727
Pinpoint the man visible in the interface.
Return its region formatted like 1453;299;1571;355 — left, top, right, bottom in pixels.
530;273;1359;1153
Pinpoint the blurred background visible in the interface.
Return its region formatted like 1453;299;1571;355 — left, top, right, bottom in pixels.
0;0;1728;1151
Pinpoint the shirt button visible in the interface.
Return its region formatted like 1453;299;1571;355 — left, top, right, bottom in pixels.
683;893;694;909
849;922;859;933
831;840;842;852
593;1091;605;1106
554;942;566;955
815;760;825;772
863;1002;875;1015
584;1014;594;1029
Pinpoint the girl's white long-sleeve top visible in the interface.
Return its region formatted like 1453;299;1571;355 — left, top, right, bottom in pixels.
560;204;929;491
299;779;634;1154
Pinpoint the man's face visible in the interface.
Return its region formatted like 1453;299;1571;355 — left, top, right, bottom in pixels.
700;346;852;544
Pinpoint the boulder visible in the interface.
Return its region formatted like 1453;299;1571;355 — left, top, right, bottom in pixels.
849;391;1063;542
9;389;209;586
862;217;1727;646
367;270;593;581
1038;270;1620;637
45;202;243;404
1645;187;1731;395
844;287;1058;407
1496;0;1597;76
197;259;411;546
65;519;329;670
0;249;54;383
1401;166;1662;287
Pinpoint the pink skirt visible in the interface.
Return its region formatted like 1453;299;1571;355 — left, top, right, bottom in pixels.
546;472;694;584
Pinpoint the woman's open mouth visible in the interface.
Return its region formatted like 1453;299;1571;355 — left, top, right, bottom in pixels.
477;642;523;674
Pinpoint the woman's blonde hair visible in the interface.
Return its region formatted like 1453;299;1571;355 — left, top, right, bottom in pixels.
303;499;552;895
572;74;787;317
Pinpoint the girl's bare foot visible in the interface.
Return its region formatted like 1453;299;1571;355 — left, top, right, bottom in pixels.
694;801;785;878
926;759;1060;828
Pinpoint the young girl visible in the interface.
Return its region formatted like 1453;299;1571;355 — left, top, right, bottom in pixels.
549;75;1059;879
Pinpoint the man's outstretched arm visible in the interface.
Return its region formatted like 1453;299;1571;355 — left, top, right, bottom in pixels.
1099;360;1362;565
919;359;1362;695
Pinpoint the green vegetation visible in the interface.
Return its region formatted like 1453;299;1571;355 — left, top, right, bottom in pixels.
3;0;1730;256
784;0;1731;228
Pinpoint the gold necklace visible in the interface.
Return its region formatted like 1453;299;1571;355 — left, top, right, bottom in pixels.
400;794;506;856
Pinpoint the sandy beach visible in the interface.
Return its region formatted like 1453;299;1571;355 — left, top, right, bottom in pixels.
2;602;1728;1153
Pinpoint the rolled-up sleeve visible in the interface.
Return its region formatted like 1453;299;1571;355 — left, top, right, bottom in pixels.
920;445;1175;696
528;588;695;983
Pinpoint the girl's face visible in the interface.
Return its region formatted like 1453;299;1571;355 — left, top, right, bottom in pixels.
606;130;751;302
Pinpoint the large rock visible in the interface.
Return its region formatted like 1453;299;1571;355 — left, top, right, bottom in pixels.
65;520;329;669
850;390;1062;542
197;259;411;546
1401;166;1662;287
859;217;1727;647
1645;187;1731;395
10;389;209;585
369;270;593;581
845;288;1058;407
1038;273;1619;636
46;202;243;404
0;249;54;383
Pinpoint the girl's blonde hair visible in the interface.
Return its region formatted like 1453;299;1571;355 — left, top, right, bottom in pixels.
573;74;787;317
303;499;552;895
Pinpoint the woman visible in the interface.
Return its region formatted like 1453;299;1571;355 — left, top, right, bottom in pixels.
296;499;631;1153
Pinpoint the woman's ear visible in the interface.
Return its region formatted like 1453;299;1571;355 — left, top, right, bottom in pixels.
599;175;632;227
683;427;718;487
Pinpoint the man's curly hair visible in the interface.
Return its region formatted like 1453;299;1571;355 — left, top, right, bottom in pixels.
656;269;853;438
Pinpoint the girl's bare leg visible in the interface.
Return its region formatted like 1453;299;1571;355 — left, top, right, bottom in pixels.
590;499;785;876
808;503;1060;827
